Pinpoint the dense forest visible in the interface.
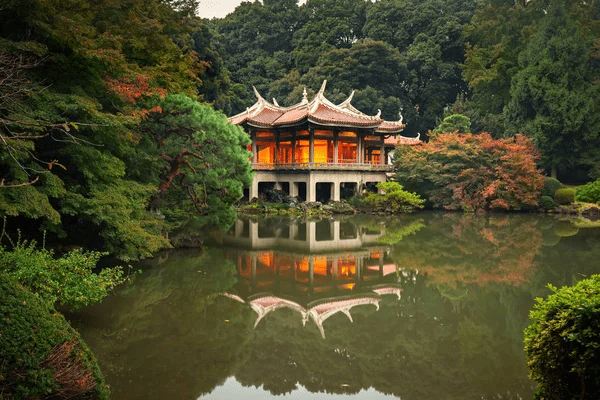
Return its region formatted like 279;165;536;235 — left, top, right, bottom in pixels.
0;0;599;259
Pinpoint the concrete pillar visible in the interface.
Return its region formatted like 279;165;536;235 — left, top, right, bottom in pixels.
380;140;385;165
289;181;298;197
250;176;259;200
307;175;317;202
333;181;340;201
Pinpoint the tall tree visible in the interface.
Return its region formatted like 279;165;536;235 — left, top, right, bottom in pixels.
504;0;600;178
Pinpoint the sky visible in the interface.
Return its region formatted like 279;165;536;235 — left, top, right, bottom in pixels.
197;0;307;19
197;0;246;19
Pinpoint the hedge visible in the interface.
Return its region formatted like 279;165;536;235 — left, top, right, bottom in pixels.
524;275;600;399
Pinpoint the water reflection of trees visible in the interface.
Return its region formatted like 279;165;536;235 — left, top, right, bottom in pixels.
72;214;600;400
392;213;543;287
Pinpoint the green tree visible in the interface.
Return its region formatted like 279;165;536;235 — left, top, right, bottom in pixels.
433;114;471;134
140;94;253;229
504;0;600;178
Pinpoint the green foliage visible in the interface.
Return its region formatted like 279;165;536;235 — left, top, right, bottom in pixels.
524;275;600;399
140;94;253;230
504;0;600;175
394;132;544;211
553;188;576;206
0;273;108;399
0;241;126;310
542;177;564;198
432;114;471;134
213;0;477;137
361;182;425;213
538;196;555;210
576;179;600;204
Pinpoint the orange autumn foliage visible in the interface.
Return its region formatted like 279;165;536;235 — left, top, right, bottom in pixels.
105;74;166;104
395;132;545;211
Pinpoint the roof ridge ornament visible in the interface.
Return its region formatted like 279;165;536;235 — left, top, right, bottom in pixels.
398;108;404;125
375;109;381;119
340;90;355;106
301;87;308;104
317;80;327;97
252;86;266;103
273;98;279;106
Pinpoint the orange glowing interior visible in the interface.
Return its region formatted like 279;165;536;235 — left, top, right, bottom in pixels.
295;140;309;163
278;141;292;164
257;142;275;164
313;140;331;163
339;142;357;163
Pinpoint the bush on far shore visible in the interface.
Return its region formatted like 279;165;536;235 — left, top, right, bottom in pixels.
524;275;600;399
554;188;576;205
576;178;600;204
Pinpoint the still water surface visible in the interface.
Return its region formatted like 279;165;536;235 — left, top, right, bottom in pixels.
73;212;600;400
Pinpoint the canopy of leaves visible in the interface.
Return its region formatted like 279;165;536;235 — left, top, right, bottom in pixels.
0;0;250;259
394;132;544;211
140;94;253;230
211;0;477;137
504;0;600;174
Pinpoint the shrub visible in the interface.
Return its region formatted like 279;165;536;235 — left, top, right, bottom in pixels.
524;275;600;399
394;132;544;211
554;188;576;205
0;242;126;310
361;182;425;213
576;178;600;204
542;177;564;198
538;195;555;210
0;274;109;399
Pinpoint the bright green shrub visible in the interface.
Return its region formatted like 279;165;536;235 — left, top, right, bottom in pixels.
0;274;108;399
0;242;126;310
554;188;576;205
538;195;555;210
542;177;564;198
524;275;600;399
576;179;600;204
361;182;425;213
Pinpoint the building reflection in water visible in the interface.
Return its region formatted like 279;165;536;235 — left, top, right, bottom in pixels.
223;218;411;338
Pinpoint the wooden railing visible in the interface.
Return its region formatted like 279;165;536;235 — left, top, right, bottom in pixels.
252;161;393;171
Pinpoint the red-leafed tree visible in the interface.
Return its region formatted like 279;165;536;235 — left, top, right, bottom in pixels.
394;132;544;211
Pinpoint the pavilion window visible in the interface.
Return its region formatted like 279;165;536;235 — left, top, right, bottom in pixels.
313;139;332;163
295;140;310;163
339;142;357;163
278;141;293;164
370;149;381;165
256;141;276;165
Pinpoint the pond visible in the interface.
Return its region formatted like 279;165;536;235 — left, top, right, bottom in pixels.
72;212;600;400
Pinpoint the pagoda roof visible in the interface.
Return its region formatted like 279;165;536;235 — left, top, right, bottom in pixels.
228;81;406;134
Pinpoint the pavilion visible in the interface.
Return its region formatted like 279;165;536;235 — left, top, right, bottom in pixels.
228;81;421;202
